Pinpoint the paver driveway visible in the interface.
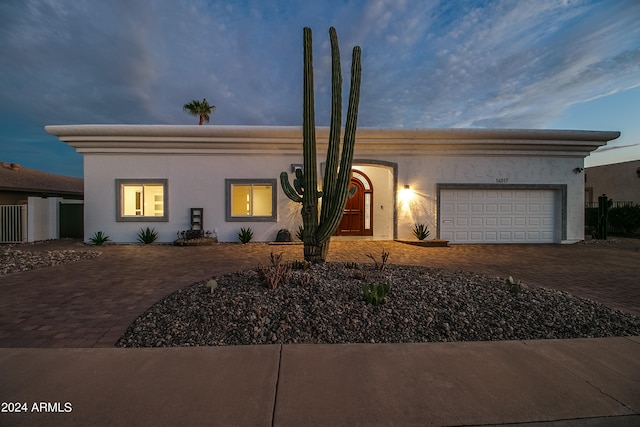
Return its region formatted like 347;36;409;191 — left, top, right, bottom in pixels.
1;238;639;347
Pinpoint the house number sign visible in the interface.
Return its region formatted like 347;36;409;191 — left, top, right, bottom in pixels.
495;178;509;183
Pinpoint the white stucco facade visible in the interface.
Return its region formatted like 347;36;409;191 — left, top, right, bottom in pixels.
46;125;619;244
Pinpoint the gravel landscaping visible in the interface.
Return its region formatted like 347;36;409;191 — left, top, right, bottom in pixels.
3;242;638;347
116;261;640;347
1;245;101;275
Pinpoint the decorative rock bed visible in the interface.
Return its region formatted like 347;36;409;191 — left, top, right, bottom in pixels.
116;262;640;347
0;246;101;275
173;237;219;246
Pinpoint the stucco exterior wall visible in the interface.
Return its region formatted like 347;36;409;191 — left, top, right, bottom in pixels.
84;154;303;243
83;152;586;244
585;160;640;205
47;125;619;245
385;154;585;242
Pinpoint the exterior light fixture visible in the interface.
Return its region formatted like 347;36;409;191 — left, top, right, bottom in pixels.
399;184;414;203
573;167;584;174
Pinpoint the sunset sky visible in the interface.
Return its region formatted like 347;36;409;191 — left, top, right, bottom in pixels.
1;0;639;177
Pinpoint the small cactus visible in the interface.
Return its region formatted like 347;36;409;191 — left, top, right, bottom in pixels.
362;281;391;305
506;276;523;294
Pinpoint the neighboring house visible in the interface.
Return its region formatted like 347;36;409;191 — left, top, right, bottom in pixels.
0;162;83;243
585;160;640;205
45;125;619;245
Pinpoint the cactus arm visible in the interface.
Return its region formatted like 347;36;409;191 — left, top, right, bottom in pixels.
316;44;362;243
302;27;319;244
320;26;343;222
293;168;304;194
333;44;361;204
280;172;303;203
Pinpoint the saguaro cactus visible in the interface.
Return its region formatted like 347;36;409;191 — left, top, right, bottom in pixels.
280;27;362;263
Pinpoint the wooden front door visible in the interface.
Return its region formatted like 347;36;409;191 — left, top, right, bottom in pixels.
336;178;366;236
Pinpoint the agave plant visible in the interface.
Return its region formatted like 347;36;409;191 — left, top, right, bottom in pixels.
238;227;254;244
89;231;110;246
137;227;159;244
412;223;430;240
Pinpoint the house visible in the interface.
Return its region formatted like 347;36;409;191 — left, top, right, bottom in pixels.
45;125;619;244
585;159;640;205
0;162;83;243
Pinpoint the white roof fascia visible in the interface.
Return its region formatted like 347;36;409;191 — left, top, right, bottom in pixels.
45;125;620;158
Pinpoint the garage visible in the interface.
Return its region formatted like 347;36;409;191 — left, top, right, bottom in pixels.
438;186;561;244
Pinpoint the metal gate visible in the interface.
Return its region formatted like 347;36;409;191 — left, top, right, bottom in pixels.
59;203;83;238
0;205;27;243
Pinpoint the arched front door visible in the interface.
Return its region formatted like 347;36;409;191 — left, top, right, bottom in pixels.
335;170;373;236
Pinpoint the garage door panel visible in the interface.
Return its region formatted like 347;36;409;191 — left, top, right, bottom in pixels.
481;232;494;241
470;231;484;241
440;188;558;244
442;206;454;216
513;231;527;241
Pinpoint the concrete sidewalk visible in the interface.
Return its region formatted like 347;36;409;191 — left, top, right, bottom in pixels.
1;337;639;426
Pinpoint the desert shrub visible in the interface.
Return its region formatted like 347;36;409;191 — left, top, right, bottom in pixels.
256;252;290;289
608;205;640;235
365;248;390;272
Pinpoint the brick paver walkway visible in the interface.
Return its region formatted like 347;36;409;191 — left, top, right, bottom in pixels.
2;239;639;348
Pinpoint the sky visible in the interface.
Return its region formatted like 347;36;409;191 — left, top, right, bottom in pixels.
1;0;639;178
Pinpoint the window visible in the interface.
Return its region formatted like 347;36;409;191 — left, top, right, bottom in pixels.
226;179;277;222
116;179;168;222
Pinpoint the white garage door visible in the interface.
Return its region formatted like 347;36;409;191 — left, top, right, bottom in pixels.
440;188;558;243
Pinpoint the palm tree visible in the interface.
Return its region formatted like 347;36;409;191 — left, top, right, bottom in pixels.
183;98;215;125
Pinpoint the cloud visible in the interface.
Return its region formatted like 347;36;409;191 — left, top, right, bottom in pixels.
0;0;638;132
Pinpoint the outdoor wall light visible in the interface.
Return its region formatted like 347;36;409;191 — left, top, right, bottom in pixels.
573;167;584;174
399;184;414;203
